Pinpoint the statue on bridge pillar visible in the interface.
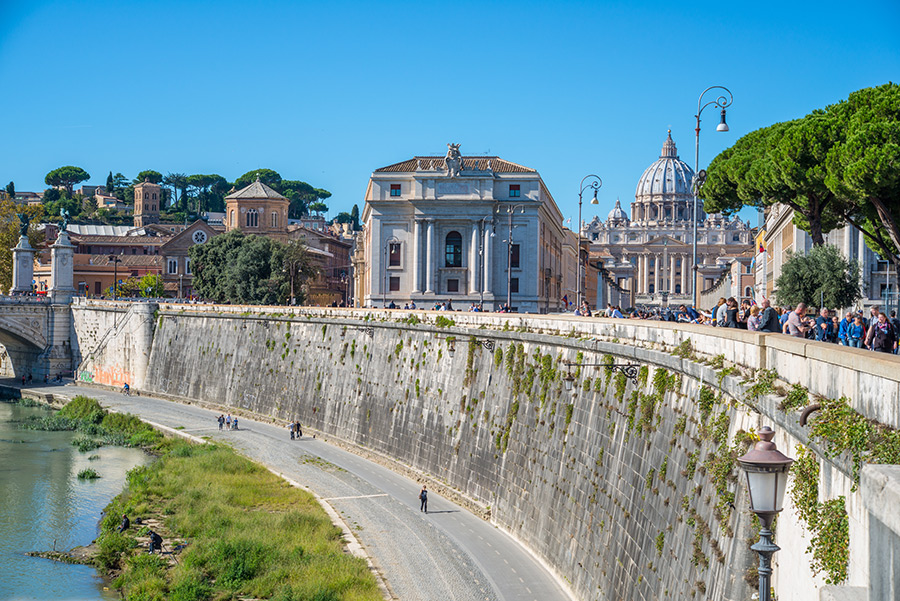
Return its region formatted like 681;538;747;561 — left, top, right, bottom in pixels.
49;213;76;303
10;214;35;295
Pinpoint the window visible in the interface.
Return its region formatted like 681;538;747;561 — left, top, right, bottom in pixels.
185;258;192;275
132;248;137;255
732;233;741;242
447;279;459;293
152;193;157;200
167;259;178;274
144;204;149;211
676;258;682;268
271;211;278;228
510;244;520;269
649;284;655;293
247;210;258;227
744;286;752;297
94;281;101;295
445;231;462;267
675;284;682;294
389;276;400;291
510;278;519;293
649;258;655;267
390;184;401;197
152;205;156;211
509;184;520;198
389;242;401;267
230;210;235;227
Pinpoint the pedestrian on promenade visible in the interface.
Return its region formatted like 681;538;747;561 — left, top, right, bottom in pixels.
747;306;761;331
723;298;739;328
786;304;811;338
815;308;835;343
848;316;866;348
295;421;302;438
218;415;224;430
225;414;232;429
419;485;428;513
890;311;900;354
232;417;239;430
21;374;25;386
289;422;295;440
866;312;897;353
838;312;853;345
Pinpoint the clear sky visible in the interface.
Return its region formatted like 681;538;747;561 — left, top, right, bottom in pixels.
1;0;897;227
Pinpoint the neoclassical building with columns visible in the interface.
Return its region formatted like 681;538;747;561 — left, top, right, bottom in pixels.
583;132;753;305
360;144;571;313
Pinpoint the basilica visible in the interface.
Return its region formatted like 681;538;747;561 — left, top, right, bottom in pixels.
582;132;754;305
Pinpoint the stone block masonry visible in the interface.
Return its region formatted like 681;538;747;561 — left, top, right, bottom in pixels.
71;304;899;601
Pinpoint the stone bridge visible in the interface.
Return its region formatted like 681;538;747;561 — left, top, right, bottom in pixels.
66;300;898;601
0;296;71;378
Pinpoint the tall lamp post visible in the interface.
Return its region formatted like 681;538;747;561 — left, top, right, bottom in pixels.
498;204;525;310
382;235;399;309
577;175;602;311
107;254;122;300
737;425;794;601
691;85;733;309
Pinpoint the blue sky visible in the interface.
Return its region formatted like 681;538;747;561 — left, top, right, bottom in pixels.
1;0;897;227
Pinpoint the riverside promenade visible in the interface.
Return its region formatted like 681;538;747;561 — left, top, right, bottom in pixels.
7;380;572;601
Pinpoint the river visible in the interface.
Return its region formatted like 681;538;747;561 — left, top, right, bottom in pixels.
0;400;151;601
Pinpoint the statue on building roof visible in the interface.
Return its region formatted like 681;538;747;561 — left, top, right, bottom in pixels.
445;143;464;178
59;208;70;232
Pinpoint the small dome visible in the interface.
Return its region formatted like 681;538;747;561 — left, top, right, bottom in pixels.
607;198;629;224
634;130;695;201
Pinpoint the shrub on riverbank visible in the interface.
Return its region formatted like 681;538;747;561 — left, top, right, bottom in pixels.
19;395;165;451
97;441;381;601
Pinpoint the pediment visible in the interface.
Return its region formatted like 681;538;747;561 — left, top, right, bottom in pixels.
645;234;688;247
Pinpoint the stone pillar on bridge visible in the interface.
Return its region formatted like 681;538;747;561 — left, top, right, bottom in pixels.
10;235;35;295
49;230;76;304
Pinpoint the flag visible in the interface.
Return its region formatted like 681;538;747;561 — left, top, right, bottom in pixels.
562;294;569;306
756;230;767;253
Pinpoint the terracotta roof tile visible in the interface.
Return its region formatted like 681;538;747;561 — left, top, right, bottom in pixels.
375;156;536;174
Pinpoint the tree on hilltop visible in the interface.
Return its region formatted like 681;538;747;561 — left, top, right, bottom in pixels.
234;169;283;191
45;166;90;195
134;170;163;184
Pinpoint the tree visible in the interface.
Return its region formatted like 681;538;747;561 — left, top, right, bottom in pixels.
163;173;188;210
824;83;900;269
134;170;163;184
82;195;98;217
234;169;282;191
137;273;165;297
775;244;861;309
106;171;114;194
308;201;328;217
44;166;90;195
350;204;360;230
283;239;318;305
189;230;291;304
5;181;14;200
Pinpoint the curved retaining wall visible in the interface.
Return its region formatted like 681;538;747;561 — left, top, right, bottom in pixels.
73;302;898;600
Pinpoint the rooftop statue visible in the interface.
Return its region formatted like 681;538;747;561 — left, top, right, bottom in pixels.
59;208;70;232
17;213;30;237
445;143;464;178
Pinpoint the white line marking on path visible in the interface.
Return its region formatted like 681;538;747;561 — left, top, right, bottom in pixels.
320;493;390;501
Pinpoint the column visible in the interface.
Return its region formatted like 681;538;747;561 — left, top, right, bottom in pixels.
654;255;660;294
641;255;649;294
670;255;676;294
10;235;35;294
469;222;479;294
681;255;687;294
425;220;435;294
412;220;422;294
49;230;76;303
483;225;493;295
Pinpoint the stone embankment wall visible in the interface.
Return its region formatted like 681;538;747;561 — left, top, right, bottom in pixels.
73;303;900;601
70;299;155;387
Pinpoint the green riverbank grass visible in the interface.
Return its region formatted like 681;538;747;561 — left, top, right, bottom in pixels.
97;441;382;601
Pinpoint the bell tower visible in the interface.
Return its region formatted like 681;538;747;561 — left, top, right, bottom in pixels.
134;179;161;227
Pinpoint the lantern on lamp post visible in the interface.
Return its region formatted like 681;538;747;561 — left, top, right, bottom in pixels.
737;425;794;601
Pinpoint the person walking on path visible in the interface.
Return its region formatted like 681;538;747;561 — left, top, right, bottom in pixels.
218;415;224;430
848;316;866;348
838;312;853;346
225;414;232;429
866;312;898;353
419;485;428;513
786;304;811;338
232;417;239;430
289;422;295;440
295;421;302;439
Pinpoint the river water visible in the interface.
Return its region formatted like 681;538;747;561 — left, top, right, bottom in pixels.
0;400;151;601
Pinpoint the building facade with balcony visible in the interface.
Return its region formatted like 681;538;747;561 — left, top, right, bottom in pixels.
361;144;570;313
582;132;753;307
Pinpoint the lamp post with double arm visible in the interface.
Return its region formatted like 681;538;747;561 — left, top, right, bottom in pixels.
577;175;602;311
691;85;733;309
107;254;122;300
497;204;525;311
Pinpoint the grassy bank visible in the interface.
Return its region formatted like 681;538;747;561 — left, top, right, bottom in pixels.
96;439;382;601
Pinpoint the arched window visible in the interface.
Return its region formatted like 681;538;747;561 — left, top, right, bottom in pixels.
229;210;235;227
247;210;259;227
445;231;462;267
744;286;753;298
271;211;278;228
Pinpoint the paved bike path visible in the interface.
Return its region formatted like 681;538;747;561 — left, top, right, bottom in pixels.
17;383;572;601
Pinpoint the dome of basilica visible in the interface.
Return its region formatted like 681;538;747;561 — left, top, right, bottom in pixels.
634;131;694;201
607;198;628;223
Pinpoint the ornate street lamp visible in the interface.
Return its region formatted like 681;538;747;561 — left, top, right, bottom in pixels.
107;254;123;300
577;175;602;312
562;360;639;392
737;425;794;601
691;85;733;309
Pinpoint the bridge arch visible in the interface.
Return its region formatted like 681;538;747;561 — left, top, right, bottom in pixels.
0;327;44;378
